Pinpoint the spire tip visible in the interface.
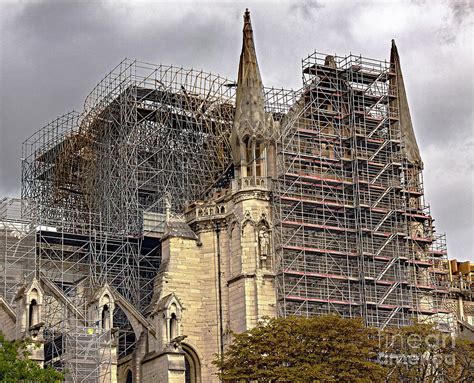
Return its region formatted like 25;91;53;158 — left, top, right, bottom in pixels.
244;8;250;22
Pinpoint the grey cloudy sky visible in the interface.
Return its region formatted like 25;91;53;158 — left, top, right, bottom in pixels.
0;0;472;261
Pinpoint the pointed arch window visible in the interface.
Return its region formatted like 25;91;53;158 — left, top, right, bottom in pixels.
29;299;38;328
170;313;178;340
244;137;253;176
102;304;110;330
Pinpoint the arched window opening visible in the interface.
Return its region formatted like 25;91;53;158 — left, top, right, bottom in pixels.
245;137;253;176
183;344;201;383
102;304;110;330
185;356;192;383
29;299;38;328
255;144;262;176
170;313;178;340
234;136;241;175
125;369;133;383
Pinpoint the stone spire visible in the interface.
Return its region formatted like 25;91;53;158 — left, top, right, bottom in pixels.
231;9;275;166
390;39;423;168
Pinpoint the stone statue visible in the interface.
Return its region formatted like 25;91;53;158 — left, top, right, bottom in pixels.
258;228;270;269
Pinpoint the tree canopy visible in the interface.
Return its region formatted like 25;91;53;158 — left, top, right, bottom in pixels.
214;315;385;382
0;332;64;383
214;315;474;383
382;322;474;383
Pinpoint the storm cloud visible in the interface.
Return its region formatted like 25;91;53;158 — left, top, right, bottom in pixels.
0;0;472;261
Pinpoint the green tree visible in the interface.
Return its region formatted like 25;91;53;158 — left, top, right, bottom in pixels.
381;322;474;383
444;337;474;383
213;315;385;382
0;332;64;383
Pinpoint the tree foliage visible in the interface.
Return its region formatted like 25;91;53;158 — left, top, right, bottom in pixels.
214;315;474;383
382;322;474;383
0;332;64;383
213;315;385;382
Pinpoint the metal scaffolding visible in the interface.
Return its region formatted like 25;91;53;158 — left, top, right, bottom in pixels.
1;47;453;381
22;60;236;233
0;198;36;302
273;51;451;330
11;60;236;381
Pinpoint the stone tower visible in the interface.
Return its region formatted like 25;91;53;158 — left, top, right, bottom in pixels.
121;10;279;382
226;8;278;334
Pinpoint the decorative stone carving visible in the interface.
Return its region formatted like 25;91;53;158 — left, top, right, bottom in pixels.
152;293;184;351
241;210;256;232
258;228;271;269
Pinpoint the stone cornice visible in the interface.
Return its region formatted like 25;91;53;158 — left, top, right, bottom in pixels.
232;189;271;204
